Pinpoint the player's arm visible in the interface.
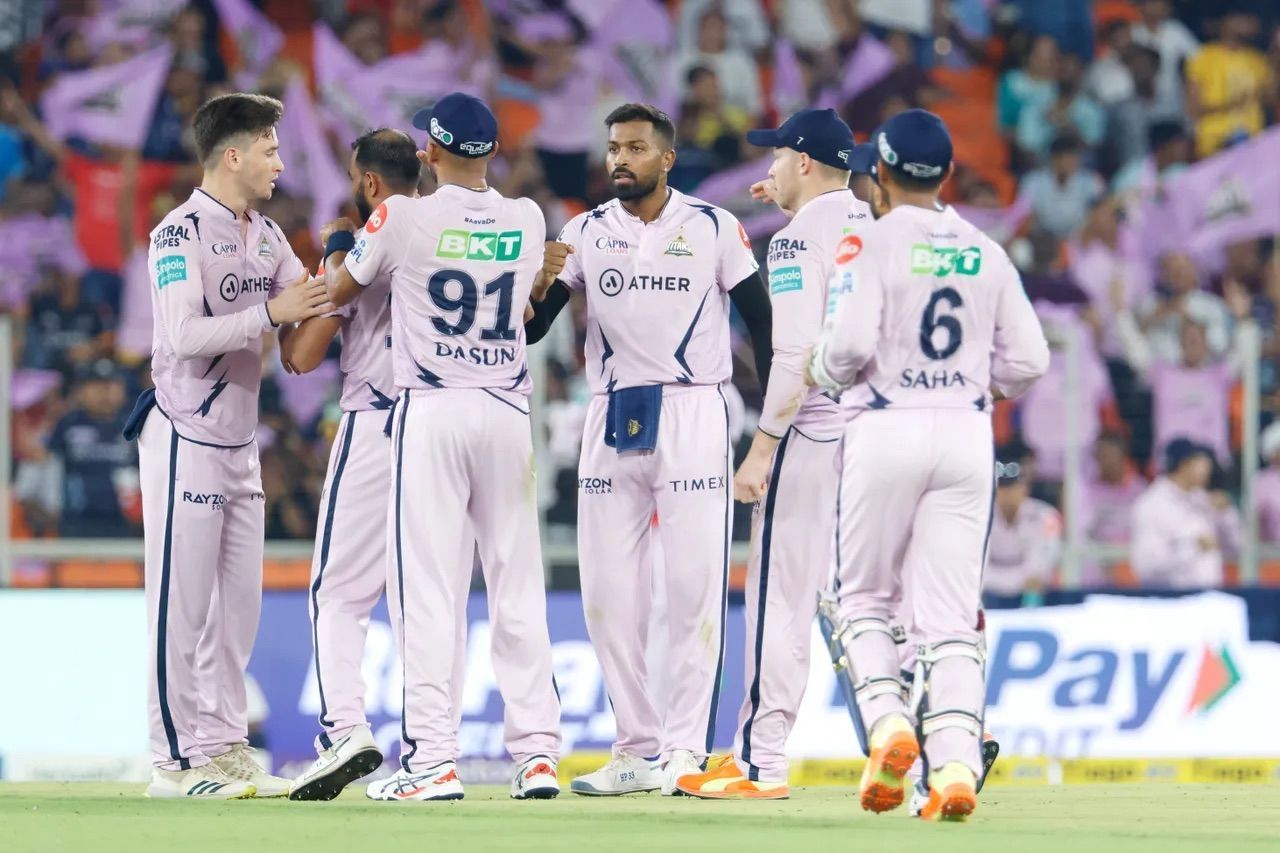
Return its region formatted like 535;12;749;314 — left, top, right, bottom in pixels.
990;257;1051;399
527;224;585;343
808;240;884;394
732;242;821;502
716;214;773;388
150;225;328;360
525;280;572;345
328;202;402;309
280;315;342;374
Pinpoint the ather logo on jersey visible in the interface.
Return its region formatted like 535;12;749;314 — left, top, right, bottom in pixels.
910;244;982;277
436;229;523;261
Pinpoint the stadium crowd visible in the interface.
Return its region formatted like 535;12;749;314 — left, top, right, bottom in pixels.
2;0;1280;594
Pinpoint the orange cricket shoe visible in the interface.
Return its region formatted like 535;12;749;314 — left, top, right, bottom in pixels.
918;762;978;822
859;714;919;813
674;754;789;800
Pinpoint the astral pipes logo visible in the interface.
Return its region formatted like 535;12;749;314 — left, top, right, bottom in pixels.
1186;646;1241;715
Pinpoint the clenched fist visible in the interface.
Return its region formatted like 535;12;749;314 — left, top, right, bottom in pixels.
536;240;574;300
319;217;357;245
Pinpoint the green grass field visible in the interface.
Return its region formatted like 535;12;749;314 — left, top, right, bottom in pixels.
2;784;1277;853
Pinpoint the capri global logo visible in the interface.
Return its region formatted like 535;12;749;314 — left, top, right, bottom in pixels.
1186;646;1241;715
436;229;523;261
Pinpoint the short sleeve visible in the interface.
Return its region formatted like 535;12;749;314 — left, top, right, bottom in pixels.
345;196;410;287
556;212;588;291
716;211;760;292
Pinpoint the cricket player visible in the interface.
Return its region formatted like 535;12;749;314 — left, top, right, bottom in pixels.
674;109;871;799
528;103;774;795
127;93;331;799
278;129;456;801
807;109;1049;821
322;93;562;802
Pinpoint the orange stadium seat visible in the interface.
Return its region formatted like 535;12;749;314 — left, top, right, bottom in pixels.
53;561;143;588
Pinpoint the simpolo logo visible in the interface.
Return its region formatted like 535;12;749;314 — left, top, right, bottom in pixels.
155;255;187;289
436;229;522;261
1187;645;1241;715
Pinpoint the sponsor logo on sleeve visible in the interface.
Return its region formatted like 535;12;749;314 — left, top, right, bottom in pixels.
835;234;863;265
152;224;190;250
155;255;187;289
366;202;389;234
350;238;367;263
436;229;523;261
769;265;803;294
910;244;982;277
737;221;752;251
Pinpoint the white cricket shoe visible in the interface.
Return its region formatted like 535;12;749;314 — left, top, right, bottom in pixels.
569;753;662;796
211;743;291;798
909;779;929;817
661;749;701;796
290;726;384;801
510;755;560;799
145;763;256;800
366;762;464;801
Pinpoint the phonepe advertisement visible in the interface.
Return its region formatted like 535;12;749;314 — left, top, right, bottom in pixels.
1;591;1277;779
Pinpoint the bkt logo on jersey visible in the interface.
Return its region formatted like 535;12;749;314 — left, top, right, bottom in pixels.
986;630;1243;732
910;244;982;277
436;229;523;262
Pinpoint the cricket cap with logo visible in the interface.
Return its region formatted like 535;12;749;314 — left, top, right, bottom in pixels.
746;108;855;170
412;92;498;159
873;108;953;182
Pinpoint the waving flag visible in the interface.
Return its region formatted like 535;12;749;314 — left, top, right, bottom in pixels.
840;34;896;102
40;45;173;149
212;0;284;76
771;39;807;116
277;76;351;238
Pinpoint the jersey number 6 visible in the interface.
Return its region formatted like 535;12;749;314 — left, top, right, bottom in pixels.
920;286;963;360
427;269;517;340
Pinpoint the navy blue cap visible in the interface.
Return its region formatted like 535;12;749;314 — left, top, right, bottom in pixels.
746;108;855;171
1164;437;1213;473
874;108;953;181
412;92;498;159
848;142;877;175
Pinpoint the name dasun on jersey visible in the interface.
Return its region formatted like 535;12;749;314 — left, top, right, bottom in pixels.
434;342;517;366
152;224;190;249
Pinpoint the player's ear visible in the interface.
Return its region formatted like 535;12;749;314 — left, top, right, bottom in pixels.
661;146;676;173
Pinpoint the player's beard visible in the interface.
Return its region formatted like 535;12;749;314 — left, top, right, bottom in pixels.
611;169;660;201
354;190;373;223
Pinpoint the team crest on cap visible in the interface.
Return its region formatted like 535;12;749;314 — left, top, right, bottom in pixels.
430;117;454;145
664;230;693;257
877;132;897;165
459;140;494;155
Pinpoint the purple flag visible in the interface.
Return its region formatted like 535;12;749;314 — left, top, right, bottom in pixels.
277;76;351;239
313;24;485;141
1162;126;1280;263
693;154;775;208
839;34;896;102
772;39;807;115
952;195;1033;244
593;0;678;116
212;0;284;76
41;45;173;149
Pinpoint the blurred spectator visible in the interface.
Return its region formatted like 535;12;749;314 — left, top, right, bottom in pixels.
1257;422;1280;541
677;0;768;52
1130;0;1200;106
1131;438;1241;588
23;360;139;538
1185;9;1272;156
1019;134;1104;238
168;7;226;85
679;8;762;118
1017;52;1104;161
1005;0;1094;60
531;18;597;205
1112;117;1191;198
997;33;1059;137
983;445;1063;604
1080;432;1146;583
679;66;749;167
842;29;933;137
341;11;389;65
17;266;113;375
778;0;836;52
141;65;204;162
1108;52;1186;181
1117;291;1240;470
1128;251;1234;362
1087;19;1135;106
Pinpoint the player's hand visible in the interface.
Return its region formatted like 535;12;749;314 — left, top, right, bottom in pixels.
319;217;356;245
749;178;794;217
733;448;773;504
536;241;573;299
266;272;332;325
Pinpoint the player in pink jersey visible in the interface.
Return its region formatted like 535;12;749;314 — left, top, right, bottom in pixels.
675;109;870;800
126;94;332;799
808;110;1049;821
529;103;774;795
322;94;562;802
275;129;463;801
